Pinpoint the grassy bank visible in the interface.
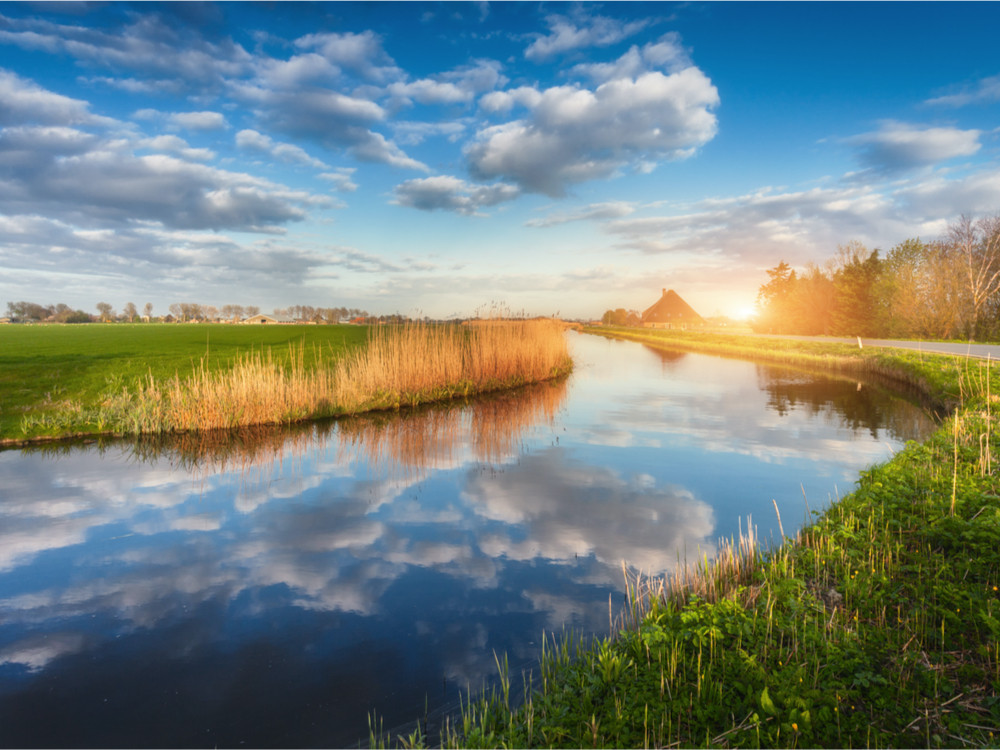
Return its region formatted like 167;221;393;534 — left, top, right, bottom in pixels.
2;320;571;443
396;329;1000;748
0;323;369;442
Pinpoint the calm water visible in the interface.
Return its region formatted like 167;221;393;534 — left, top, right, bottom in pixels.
0;333;937;747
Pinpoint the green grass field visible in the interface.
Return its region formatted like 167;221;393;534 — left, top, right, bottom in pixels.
0;323;370;441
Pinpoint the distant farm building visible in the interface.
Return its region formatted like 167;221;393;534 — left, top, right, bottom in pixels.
641;289;705;329
243;313;296;325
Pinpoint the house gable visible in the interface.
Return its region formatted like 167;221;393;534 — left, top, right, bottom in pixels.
641;289;705;329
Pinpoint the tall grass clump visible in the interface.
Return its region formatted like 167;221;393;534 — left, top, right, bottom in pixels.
48;319;571;437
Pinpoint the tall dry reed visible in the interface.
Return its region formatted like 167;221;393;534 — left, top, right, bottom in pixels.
100;319;571;434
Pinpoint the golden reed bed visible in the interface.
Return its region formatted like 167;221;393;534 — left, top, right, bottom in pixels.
101;319;572;434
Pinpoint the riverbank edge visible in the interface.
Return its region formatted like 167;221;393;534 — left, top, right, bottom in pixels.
426;328;1000;748
0;361;574;450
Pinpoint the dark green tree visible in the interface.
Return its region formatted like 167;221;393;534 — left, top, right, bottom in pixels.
830;242;883;337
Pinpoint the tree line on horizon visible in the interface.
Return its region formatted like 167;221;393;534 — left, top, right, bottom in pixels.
753;213;1000;341
4;300;373;324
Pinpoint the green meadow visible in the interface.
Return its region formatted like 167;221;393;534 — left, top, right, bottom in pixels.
0;323;369;442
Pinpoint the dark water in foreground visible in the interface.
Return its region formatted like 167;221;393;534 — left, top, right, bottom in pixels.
0;333;938;747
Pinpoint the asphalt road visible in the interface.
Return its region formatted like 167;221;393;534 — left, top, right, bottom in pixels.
751;334;1000;360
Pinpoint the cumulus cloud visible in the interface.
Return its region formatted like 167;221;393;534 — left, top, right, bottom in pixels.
235;84;427;171
319;167;358;192
252;52;341;90
235;128;327;168
466;66;719;196
0;124;332;232
847;121;981;174
525;12;650;61
137;134;215;162
0;68;112;126
387;60;506;106
0;11;253;87
478;86;543;115
393;175;520;215
391;120;467;146
572;33;691;82
294;30;402;83
167;110;228;131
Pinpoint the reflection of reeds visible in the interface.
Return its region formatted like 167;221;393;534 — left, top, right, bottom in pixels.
127;421;332;476
114;373;568;487
95;320;570;435
337;377;569;481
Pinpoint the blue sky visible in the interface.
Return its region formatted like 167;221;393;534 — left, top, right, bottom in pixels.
2;1;1000;320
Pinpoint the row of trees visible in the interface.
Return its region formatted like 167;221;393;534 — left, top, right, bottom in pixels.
753;214;1000;340
6;302;92;323
600;308;640;326
4;301;372;324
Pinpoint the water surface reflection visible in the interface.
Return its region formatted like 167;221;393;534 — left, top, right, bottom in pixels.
0;334;937;747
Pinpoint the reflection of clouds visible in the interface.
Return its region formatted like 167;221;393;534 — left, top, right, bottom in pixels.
464;449;716;576
523;590;607;632
0;450;188;571
0;632;87;672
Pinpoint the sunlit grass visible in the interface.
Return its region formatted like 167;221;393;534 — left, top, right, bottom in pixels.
0;323;368;441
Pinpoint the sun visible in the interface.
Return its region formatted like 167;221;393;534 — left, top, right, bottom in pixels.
733;305;756;321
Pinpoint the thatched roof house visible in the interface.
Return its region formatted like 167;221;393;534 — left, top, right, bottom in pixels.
641;289;705;329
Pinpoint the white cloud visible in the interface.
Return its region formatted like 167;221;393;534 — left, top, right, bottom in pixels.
387;59;506;106
319;168;358;193
0;12;253;87
895;168;1000;218
388;79;469;105
466;67;719;196
392;120;467;146
253;52;340;89
572;33;690;83
234;83;428;171
235;128;327;168
525;12;650;61
393;175;520;215
847;121;981;174
294;30;402;83
478;86;543;115
0;68;112;126
926;75;1000;107
138;134;215;162
0;125;332;232
167;110;228;131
